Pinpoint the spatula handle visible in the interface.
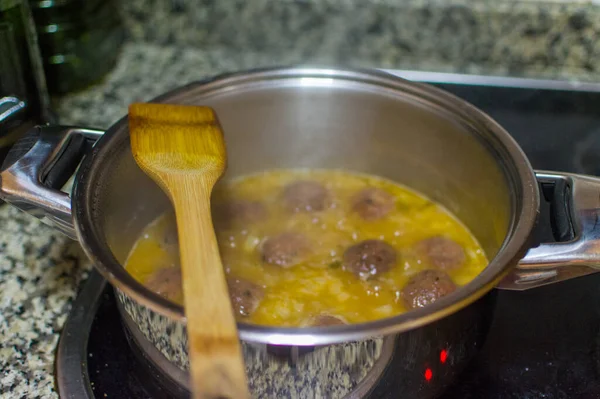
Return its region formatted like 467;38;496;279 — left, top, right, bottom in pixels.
169;175;250;399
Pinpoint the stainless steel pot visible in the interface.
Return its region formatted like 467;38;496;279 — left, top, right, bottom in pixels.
3;67;600;398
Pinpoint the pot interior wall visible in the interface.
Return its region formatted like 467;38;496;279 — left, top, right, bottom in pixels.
91;75;513;268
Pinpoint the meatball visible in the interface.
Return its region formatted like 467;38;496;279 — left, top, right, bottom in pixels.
311;314;347;327
401;270;457;310
227;277;264;317
351;187;395;221
283;180;328;212
416;236;466;270
261;232;311;267
145;267;182;302
213;200;267;229
343;240;397;280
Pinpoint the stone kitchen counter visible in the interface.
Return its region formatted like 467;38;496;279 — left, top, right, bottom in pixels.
123;0;600;81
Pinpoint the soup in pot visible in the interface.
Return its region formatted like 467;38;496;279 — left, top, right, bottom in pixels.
125;169;488;327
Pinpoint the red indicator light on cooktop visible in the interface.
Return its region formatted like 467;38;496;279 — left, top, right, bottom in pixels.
424;368;433;381
440;349;448;364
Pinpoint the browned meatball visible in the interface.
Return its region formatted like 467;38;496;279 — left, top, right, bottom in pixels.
343;240;397;280
351;188;395;221
145;267;182;302
401;270;457;310
261;232;311;267
416;236;466;270
311;314;347;327
227;277;265;317
283;181;328;212
213;200;267;229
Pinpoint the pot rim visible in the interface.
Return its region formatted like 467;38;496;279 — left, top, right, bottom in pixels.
72;66;540;346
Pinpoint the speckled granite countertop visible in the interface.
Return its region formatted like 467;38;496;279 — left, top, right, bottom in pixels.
122;0;600;81
0;42;309;398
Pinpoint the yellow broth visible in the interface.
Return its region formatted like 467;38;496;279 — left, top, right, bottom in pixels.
125;169;488;327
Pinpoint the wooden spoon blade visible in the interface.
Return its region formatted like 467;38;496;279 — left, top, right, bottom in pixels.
129;102;227;178
129;102;250;399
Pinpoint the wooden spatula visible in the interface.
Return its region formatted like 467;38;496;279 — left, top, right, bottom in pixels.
128;102;250;399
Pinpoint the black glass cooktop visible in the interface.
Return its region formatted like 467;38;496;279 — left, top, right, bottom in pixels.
56;76;600;399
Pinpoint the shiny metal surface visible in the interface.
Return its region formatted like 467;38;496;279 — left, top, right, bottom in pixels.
118;300;190;390
386;69;600;93
119;301;396;399
498;171;600;290
4;67;600;337
72;67;538;345
0;125;102;238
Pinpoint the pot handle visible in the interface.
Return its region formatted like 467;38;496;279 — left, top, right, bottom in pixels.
498;171;600;290
0;125;103;239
